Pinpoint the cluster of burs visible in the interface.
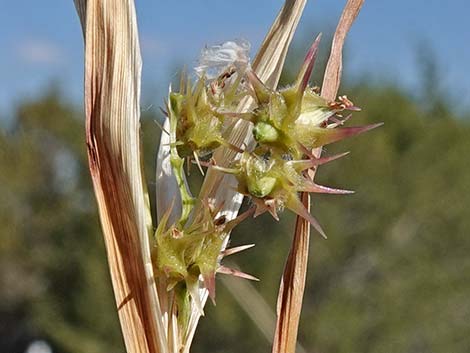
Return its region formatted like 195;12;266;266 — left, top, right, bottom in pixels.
152;38;379;320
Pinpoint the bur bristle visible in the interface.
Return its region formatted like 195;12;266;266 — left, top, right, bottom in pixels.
302;181;355;195
286;195;327;239
222;244;255;257
217;266;259;281
312;123;384;148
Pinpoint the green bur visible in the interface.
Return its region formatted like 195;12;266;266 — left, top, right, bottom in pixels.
215;150;358;238
153;201;253;329
168;68;245;159
170;90;224;158
166;71;247;225
248;72;369;159
153;204;225;326
242;34;380;159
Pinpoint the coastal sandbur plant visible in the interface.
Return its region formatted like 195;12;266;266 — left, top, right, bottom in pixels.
73;0;377;353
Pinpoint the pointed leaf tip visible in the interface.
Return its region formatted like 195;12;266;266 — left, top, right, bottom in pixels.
297;33;322;94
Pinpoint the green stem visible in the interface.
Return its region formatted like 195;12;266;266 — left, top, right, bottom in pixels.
169;93;195;228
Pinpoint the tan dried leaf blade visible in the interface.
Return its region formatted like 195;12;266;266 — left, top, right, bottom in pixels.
321;0;365;101
74;1;164;353
272;1;365;353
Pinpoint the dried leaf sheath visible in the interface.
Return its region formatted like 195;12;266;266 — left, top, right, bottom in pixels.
74;1;164;353
272;192;310;353
321;0;365;101
272;1;365;353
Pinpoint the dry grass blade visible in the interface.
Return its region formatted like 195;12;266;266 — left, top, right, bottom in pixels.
74;1;164;353
271;192;310;353
272;1;365;353
321;0;365;101
252;0;307;88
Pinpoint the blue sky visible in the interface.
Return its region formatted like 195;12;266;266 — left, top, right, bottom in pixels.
0;0;469;114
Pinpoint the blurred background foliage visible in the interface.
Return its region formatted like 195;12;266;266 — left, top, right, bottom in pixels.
1;38;470;353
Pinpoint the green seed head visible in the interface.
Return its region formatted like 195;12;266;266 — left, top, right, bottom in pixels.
253;121;280;144
248;175;277;198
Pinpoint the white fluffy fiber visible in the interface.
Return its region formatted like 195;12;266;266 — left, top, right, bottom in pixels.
195;39;251;79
